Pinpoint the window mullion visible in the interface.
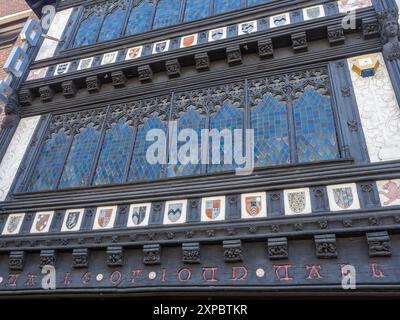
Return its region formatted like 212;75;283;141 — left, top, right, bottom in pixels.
150;0;159;30
286;98;298;164
204;91;211;175
243;79;250;171
86;105;111;187
54;131;76;190
122;125;138;183
164;92;175;179
68;6;85;49
179;0;186;23
94;4;108;43
120;0;133;37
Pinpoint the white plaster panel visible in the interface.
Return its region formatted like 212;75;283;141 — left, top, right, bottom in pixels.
0;116;40;202
338;0;372;13
348;53;400;162
35;8;73;61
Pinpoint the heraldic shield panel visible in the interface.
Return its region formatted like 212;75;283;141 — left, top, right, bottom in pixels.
284;188;312;215
376;179;400;207
327;183;361;211
241;192;267;219
61;209;85;232
2;213;25;235
127;203;151;227
201;196;226;222
93;206;117;230
163;200;187;225
30;211;54;234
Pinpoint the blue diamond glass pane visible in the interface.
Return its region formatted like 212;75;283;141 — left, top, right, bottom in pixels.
208;102;244;173
168;108;206;177
128;115;167;182
184;0;211;22
125;0;155;36
294;88;340;163
59;127;101;189
153;0;181;29
251;94;290;167
98;7;126;42
73;13;102;47
93;119;134;186
28;132;70;192
214;0;244;15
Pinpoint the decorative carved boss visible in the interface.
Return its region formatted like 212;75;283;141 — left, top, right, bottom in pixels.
378;8;400;61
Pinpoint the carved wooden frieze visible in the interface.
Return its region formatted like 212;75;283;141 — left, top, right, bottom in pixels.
367;231;391;257
72;248;89;268
268;237;288;260
223;239;243;263
182;242;200;264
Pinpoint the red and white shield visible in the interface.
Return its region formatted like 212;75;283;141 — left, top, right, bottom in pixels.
205;200;221;220
245;196;262;216
36;214;51;232
98;209;113;228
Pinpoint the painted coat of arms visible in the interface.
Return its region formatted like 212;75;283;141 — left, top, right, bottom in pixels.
206;200;221;220
273;15;287;27
182;34;196;47
127;47;142;59
55;63;69;75
35;213;51;232
78;58;93;70
65;211;80;230
379;180;400;206
131;206;147;225
245;196;262;216
167;204;183;223
288;192;306;214
97;209;113;228
211;28;225;41
306;7;321;19
241;22;255;34
154;41;168;53
333;187;354;209
7;215;22;234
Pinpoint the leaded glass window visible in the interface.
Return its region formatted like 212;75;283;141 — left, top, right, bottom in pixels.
250;94;290;167
168;108;207;177
184;0;211;22
98;6;128;42
214;0;244;15
73;12;102;47
125;0;155;36
248;68;339;168
59;127;102;189
208;101;244;173
128;115;167;182
153;0;182;29
28;131;71;192
93;118;134;186
294;88;340;163
23;70;341;193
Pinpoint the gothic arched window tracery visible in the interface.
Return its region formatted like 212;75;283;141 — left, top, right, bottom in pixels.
24;68;341;192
